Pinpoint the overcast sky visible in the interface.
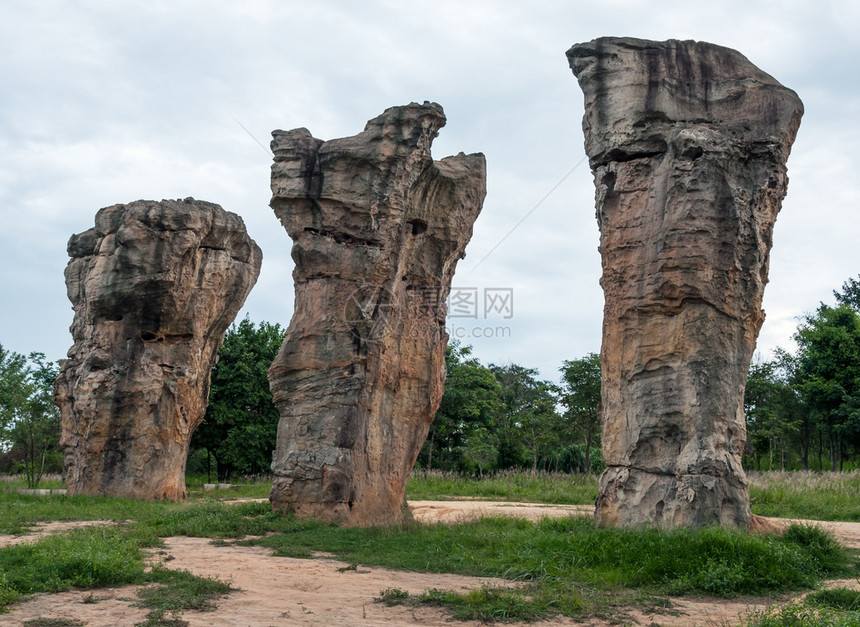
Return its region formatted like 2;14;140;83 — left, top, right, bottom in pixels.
1;0;858;381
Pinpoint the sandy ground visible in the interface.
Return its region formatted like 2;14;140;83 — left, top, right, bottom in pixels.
0;520;119;548
1;502;858;626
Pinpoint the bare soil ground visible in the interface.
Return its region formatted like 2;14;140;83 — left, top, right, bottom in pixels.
1;503;858;626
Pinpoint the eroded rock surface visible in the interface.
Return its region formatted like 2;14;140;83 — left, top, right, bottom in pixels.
567;38;803;528
268;102;486;526
54;199;262;500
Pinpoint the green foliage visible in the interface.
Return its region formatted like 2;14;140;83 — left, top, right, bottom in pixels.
744;353;806;471
490;363;561;473
834;274;860;310
418;342;601;475
793;303;860;470
375;587;410;605
191;317;284;481
743;275;860;472
246;515;852;600
136;566;231;614
745;603;860;627
0;345;61;487
419;342;504;473
558;353;602;473
0;526;154;595
807;588;860;612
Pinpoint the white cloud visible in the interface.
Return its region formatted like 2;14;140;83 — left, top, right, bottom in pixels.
0;0;858;382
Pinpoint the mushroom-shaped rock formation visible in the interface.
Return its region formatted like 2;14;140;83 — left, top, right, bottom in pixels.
54;198;262;500
268;102;486;526
567;38;803;528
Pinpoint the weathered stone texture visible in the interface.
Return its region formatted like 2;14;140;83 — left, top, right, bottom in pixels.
268;102;486;526
54;198;262;500
567;38;803;528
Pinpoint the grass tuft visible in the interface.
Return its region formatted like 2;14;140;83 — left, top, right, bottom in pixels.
419;586;549;622
748;471;860;521
0;526;155;595
136;566;232;613
375;587;410;606
807;588;860;612
744;602;860;626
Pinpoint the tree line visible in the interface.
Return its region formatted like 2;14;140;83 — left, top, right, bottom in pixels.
185;319;604;481
417;343;602;476
2;274;858;486
744;276;860;471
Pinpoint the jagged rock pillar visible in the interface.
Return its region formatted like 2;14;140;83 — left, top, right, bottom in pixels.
54;199;262;500
268;102;486;526
567;38;803;528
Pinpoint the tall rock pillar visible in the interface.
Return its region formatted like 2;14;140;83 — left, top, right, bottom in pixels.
54;199;262;500
268;102;486;526
567;38;803;528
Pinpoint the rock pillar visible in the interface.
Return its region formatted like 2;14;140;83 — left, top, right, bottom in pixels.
268;102;486;526
54;198;262;500
567;38;803;528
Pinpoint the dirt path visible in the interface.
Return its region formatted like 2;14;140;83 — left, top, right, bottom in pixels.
2;503;859;626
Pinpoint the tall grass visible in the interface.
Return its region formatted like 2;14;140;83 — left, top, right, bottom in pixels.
406;470;599;505
407;469;860;522
748;471;860;521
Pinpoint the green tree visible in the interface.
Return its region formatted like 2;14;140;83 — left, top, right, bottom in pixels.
834;274;860;310
793;304;860;471
558;353;602;473
190;318;285;481
419;342;503;473
490;363;561;474
0;344;28;438
744;356;802;470
0;345;60;488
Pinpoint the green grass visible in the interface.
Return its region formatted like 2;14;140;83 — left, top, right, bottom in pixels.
245;516;852;594
744;603;860;626
407;470;860;522
239;515;855;621
748;471;860;522
0;523;234;624
134;566;232;626
406;470;599;505
184;474;272;500
808;587;860;612
0;526;156;594
132;500;300;538
2;470;860;622
742;589;860;627
0;500;281;619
